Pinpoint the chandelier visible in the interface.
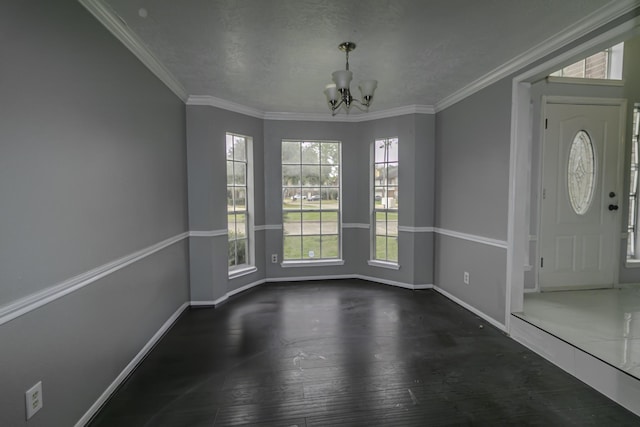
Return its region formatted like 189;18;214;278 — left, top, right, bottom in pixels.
324;42;378;116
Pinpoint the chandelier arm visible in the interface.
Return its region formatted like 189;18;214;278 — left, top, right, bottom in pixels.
350;99;370;112
330;99;345;116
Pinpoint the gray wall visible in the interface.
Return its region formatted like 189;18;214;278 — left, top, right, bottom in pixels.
434;81;512;324
433;10;640;322
0;1;189;425
359;114;436;285
187;106;266;300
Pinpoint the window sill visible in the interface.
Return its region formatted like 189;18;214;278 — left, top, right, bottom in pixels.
625;259;640;269
281;259;345;268
367;260;400;270
229;265;257;279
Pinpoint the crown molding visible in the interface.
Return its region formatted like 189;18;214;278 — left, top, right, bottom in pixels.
186;95;264;119
187;96;434;122
434;0;640;112
82;0;638;118
78;0;188;102
263;105;435;122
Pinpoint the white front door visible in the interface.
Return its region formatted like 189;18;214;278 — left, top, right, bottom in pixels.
539;99;624;291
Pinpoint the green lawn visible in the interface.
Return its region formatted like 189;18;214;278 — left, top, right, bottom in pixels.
284;235;339;259
375;235;398;262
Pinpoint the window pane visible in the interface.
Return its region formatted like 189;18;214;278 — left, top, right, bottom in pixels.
302;211;320;235
235;213;246;238
283;211;301;235
386;185;398;208
321;142;340;164
234;162;246;185
387;163;398;185
321;235;339;258
387;237;398;262
302;165;321;186
285;194;302;210
234;188;246;211
283;165;301;186
374;164;386;182
376;211;387;236
228;240;237;266
227;188;234;211
226;161;234;183
284;235;302;259
321;211;338;234
376;235;387;260
321;165;339;186
226;134;234;160
306;188;321;204
321;188;339;207
375;139;386;163
568;130;595;215
388;138;399;162
282;141;300;164
228;213;236;237
236;239;247;265
302;235;321;259
301;142;319;163
387;211;398;237
233;136;246;161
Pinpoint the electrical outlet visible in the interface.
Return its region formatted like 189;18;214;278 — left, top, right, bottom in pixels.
271;253;278;263
25;381;43;420
463;271;470;285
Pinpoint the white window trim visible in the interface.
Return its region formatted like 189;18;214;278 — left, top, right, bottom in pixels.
281;259;345;268
367;259;400;270
624;259;640;268
227;133;255;276
627;105;640;263
371;137;399;264
229;265;258;279
281;140;342;262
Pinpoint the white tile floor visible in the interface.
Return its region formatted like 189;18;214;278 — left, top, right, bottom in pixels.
516;285;640;380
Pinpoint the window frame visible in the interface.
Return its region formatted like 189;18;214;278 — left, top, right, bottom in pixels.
369;137;399;268
627;105;640;266
281;140;343;265
226;132;256;278
549;42;624;81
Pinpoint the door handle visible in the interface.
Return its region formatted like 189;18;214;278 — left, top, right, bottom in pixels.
608;204;619;211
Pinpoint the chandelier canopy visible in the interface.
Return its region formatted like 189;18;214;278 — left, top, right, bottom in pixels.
324;42;378;116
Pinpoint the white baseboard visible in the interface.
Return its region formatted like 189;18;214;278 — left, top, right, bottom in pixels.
227;279;266;298
75;302;190;426
433;286;507;332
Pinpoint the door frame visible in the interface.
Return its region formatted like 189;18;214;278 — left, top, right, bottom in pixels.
505;15;640;329
536;96;627;291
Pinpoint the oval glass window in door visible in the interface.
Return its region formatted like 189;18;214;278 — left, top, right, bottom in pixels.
567;130;596;215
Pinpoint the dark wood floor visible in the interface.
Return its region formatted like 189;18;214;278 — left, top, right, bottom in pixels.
89;279;640;426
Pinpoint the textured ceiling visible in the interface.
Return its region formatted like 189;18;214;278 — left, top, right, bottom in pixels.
103;0;620;114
